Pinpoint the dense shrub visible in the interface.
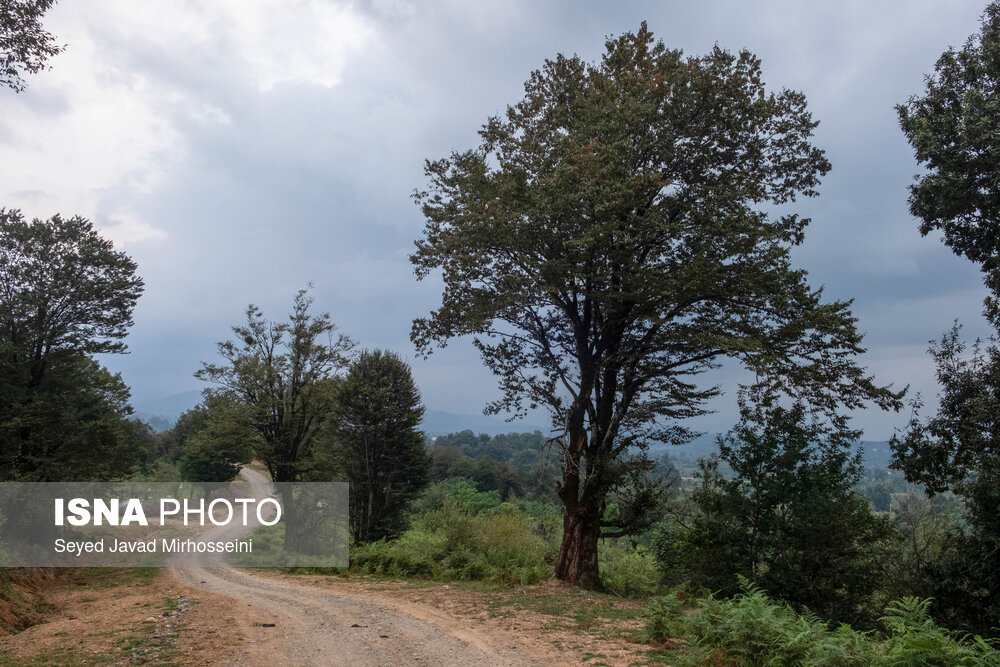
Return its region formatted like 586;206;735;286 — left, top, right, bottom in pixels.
598;539;661;597
351;496;557;584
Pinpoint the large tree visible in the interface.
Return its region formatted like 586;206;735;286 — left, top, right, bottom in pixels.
897;2;1000;324
0;209;144;387
896;3;1000;635
323;349;430;543
1;0;62;92
0;209;145;481
197;290;354;484
411;25;900;586
196;290;354;547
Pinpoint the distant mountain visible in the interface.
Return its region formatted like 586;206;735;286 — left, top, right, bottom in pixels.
422;410;549;437
649;435;894;469
857;441;893;469
131;389;203;431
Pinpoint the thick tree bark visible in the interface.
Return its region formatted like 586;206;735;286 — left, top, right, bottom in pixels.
553;504;602;588
553;419;603;588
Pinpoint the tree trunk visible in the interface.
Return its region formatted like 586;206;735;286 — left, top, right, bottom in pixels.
553;504;601;588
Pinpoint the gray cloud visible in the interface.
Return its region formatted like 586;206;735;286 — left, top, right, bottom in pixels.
7;0;993;439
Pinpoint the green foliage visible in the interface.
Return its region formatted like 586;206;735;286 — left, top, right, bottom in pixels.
645;580;1000;666
410;22;898;586
176;395;254;482
891;324;1000;635
0;353;144;480
0;209;144;378
322;349;430;543
0;0;63;92
351;498;557;585
673;404;898;626
898;2;1000;324
196;289;354;483
0;209;145;481
597;539;661;597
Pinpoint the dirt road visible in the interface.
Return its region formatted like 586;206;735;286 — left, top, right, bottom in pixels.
171;470;539;666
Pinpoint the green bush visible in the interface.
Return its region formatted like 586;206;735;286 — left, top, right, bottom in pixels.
350;496;557;584
599;539;661;597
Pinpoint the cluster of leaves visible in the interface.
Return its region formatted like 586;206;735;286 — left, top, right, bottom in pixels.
0;0;62;93
890;325;1000;635
644;580;1000;666
898;2;1000;325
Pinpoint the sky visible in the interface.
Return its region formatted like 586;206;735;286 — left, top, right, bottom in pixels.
0;0;994;440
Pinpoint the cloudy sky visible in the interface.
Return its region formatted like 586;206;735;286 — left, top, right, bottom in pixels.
1;0;994;440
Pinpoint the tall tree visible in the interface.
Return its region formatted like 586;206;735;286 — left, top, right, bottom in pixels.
897;2;1000;324
678;403;896;626
0;209;144;481
411;24;900;586
0;209;144;387
0;0;63;92
324;349;430;543
196;290;354;546
896;3;1000;635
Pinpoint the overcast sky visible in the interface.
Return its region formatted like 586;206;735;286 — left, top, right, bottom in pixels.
1;0;994;440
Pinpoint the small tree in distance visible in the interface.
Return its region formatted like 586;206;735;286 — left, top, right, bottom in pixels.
410;24;901;587
196;289;354;548
324;349;430;544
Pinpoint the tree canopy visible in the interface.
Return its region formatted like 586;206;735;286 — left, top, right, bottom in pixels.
0;0;63;92
0;209;144;481
897;2;1000;323
196;290;354;485
0;209;144;387
411;24;900;586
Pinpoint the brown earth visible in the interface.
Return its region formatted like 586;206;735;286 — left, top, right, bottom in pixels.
0;469;653;665
0;568;652;666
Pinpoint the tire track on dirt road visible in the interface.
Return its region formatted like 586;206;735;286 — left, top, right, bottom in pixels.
170;469;540;666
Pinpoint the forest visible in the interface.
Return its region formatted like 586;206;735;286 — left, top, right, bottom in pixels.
2;2;1000;664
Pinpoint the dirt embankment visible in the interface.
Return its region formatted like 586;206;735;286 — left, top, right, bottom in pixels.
0;568;62;634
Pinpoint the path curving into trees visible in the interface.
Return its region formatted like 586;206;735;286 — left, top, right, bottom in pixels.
171;469;537;666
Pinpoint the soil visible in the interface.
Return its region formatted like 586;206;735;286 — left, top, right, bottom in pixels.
0;469;651;665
